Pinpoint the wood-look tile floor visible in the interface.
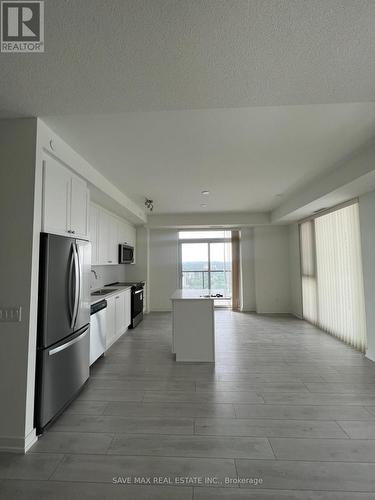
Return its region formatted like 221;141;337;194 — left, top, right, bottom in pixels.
2;311;375;499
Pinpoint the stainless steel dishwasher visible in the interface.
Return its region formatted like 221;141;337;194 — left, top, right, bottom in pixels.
90;300;107;366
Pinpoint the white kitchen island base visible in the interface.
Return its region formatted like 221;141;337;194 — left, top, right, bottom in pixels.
171;289;215;362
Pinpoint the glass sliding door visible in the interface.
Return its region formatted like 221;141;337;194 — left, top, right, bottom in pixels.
179;231;232;307
209;241;232;299
181;242;209;289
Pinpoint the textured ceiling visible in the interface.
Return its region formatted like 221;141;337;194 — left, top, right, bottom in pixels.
44;103;375;213
3;1;375;215
1;0;375;117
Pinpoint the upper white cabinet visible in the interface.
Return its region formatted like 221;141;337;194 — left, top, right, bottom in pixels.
118;220;136;248
98;211;118;265
42;156;70;236
89;204;100;265
42;155;89;239
70;175;89;238
90;202;136;265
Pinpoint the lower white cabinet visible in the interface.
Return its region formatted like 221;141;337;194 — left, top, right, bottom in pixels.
105;289;132;349
105;296;116;349
114;292;125;337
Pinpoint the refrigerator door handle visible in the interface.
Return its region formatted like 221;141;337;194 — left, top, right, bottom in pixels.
68;244;75;327
76;242;81;324
72;243;80;328
48;326;89;356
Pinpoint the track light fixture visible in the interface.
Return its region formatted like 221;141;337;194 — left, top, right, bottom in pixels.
145;198;154;212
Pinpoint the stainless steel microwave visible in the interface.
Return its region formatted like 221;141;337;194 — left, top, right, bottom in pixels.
119;244;134;264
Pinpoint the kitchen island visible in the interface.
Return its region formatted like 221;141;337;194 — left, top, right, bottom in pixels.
171;289;215;362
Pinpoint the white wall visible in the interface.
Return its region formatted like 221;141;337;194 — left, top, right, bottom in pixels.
239;228;256;311
90;265;127;290
146;226;292;315
0;119;38;451
359;190;375;362
149;229;179;311
289;224;303;318
253;226;291;313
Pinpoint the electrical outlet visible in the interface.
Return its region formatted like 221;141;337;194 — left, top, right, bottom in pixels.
0;306;22;322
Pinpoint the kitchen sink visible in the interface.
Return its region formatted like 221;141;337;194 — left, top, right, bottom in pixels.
91;288;118;296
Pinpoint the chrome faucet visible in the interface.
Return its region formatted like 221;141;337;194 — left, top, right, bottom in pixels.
91;269;98;280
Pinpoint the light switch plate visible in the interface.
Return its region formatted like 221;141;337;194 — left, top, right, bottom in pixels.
0;306;22;322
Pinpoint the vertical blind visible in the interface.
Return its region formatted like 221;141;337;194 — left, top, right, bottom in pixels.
300;219;318;325
300;202;367;352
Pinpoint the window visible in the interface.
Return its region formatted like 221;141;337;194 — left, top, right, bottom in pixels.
179;230;232;306
181;242;209;289
300;202;367;352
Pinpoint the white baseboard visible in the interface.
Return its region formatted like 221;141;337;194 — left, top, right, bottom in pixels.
240;309;303;319
366;351;375;363
25;428;38;452
256;311;294;316
0;428;37;453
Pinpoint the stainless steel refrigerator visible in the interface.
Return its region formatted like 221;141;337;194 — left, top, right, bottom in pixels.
35;233;91;433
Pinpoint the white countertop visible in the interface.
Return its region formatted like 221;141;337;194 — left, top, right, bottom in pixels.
171;289;217;300
90;285;132;305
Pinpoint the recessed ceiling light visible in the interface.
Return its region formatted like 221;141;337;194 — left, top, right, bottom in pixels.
201;190;210;195
200;204;207;208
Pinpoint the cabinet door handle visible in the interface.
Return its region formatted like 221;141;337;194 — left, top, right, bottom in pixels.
108;261;112;263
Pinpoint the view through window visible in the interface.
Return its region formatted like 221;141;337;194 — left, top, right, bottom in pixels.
178;231;232;307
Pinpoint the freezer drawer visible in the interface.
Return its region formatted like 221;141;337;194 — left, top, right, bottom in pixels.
35;325;89;433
